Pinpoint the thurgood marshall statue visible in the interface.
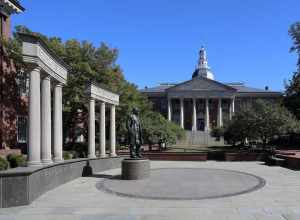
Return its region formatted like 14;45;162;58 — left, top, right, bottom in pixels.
127;107;143;159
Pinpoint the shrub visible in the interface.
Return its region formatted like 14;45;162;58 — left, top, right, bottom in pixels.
0;157;9;170
223;100;300;146
141;111;185;146
211;127;225;139
64;143;87;158
63;151;73;160
7;154;26;168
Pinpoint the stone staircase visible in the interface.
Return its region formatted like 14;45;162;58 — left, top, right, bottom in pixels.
177;131;224;146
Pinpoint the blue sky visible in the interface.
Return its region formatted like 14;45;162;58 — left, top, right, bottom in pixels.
12;0;300;91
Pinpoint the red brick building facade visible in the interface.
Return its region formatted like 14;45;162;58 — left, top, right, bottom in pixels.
0;0;25;151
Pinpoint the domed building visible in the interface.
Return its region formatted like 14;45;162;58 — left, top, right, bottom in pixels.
141;47;282;145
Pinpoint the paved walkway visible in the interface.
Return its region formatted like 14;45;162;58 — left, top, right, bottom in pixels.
1;161;300;220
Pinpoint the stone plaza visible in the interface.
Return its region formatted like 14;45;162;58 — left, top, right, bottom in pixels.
1;161;300;220
1;1;300;220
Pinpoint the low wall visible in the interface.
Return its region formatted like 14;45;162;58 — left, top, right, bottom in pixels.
143;152;207;161
225;152;266;161
0;157;123;208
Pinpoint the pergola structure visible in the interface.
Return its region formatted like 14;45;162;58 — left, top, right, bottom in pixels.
20;33;68;166
85;82;119;158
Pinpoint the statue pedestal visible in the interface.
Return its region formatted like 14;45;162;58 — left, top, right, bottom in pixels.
122;158;150;180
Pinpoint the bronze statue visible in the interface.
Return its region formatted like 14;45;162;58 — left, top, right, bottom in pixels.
127;107;143;158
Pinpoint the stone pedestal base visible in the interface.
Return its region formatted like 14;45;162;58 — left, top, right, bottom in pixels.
122;159;150;180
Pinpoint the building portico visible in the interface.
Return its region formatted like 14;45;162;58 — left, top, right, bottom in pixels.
86;82;119;159
167;96;235;131
165;75;237;131
20;33;69;166
141;47;282;145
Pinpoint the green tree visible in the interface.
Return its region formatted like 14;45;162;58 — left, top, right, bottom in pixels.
141;111;185;147
224;100;299;146
10;25;184;148
284;22;300;119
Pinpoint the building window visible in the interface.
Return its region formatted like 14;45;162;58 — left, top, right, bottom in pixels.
0;16;4;37
16;72;29;96
17;116;28;143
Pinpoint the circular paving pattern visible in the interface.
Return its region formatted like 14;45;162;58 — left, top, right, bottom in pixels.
96;168;265;200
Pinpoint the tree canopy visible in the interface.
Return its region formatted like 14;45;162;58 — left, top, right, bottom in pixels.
284;22;300;119
7;25;184;147
219;100;299;146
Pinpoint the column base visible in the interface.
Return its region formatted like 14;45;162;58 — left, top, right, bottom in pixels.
53;158;64;163
100;154;107;158
110;153;117;157
88;154;96;159
42;159;53;165
205;128;210;132
27;160;42;167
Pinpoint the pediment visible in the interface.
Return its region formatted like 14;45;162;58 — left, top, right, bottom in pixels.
167;77;236;92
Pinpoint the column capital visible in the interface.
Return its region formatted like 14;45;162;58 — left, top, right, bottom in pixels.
32;66;42;72
42;75;51;81
55;82;63;88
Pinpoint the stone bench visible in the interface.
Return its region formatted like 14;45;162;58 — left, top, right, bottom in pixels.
267;155;286;166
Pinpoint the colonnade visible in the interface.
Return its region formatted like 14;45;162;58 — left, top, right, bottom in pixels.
88;99;117;158
167;97;235;131
20;33;69;167
86;83;119;159
27;67;65;166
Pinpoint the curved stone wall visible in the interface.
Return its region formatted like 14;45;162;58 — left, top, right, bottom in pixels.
0;157;122;208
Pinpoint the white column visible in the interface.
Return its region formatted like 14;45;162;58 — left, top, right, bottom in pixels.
41;76;52;164
232;97;235;115
28;67;42;166
217;98;223;127
205;98;210;132
88;98;96;158
53;83;64;162
229;97;235;120
192;98;197;131
180;98;184;129
110;105;116;157
100;101;106;158
167;98;172;121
